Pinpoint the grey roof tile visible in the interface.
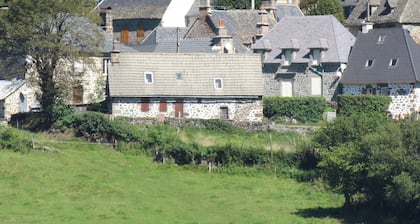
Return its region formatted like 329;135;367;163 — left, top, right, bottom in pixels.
0;79;25;100
108;53;264;97
97;0;171;19
252;15;355;64
340;27;420;84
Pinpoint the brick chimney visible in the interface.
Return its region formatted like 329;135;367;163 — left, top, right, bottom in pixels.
199;0;211;18
110;39;120;63
256;10;269;40
100;7;113;35
215;19;234;54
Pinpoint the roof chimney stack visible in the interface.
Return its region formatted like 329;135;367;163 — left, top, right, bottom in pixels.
111;39;120;63
199;0;211;18
100;7;113;35
215;19;234;54
256;10;269;40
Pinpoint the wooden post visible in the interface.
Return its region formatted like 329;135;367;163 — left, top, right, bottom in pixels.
270;133;273;163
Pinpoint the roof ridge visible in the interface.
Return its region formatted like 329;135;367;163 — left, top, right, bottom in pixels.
403;29;420;81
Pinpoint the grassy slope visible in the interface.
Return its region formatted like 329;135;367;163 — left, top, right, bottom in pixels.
0;143;343;224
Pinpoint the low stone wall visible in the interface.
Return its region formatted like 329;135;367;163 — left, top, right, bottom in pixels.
119;117;319;135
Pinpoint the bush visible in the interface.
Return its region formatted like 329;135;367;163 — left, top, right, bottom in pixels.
264;96;326;123
337;95;391;118
0;127;32;153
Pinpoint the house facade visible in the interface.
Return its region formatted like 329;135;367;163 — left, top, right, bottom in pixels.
252;15;356;102
107;53;264;122
345;0;420;44
0;79;38;120
340;27;420;118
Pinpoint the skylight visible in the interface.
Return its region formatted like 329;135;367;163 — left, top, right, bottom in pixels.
365;59;375;68
389;58;398;67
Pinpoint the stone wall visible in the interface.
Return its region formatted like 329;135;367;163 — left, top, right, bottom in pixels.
263;63;342;101
1;84;38;120
342;83;420;119
111;97;264;122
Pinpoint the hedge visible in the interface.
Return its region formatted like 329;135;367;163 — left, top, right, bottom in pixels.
263;96;326;123
337;95;391;117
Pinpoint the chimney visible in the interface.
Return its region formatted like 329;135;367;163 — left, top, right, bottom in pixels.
362;21;374;33
215;19;234;54
111;39;120;63
251;0;255;9
100;7;113;35
260;0;275;18
199;0;211;18
256;10;269;40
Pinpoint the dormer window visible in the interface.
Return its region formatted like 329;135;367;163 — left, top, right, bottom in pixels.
144;72;153;84
377;35;386;44
310;49;322;66
365;59;375;68
389;58;398;67
214;78;223;89
282;49;292;66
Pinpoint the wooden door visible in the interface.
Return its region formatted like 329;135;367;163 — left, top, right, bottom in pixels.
175;101;183;118
220;107;229;120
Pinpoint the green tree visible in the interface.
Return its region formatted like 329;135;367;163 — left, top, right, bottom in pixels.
214;0;262;9
0;0;101;126
300;0;345;23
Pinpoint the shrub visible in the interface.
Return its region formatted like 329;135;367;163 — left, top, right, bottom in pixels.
337;95;391;118
263;96;326;123
0;127;31;153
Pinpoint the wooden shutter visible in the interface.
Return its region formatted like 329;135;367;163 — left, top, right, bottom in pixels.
137;26;145;43
159;101;167;112
121;29;129;44
141;100;149;112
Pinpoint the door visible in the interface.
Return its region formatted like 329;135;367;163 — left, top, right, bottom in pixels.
311;77;322;96
281;79;293;97
220;107;229;120
19;93;27;112
175;101;184;118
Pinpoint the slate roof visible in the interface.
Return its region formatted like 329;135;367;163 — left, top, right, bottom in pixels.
346;0;420;26
340;27;420;84
252;15;356;64
274;3;304;20
186;9;278;45
96;0;171;19
108;53;263;97
0;79;24;100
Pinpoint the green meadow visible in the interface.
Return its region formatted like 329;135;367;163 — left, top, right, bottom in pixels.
0;141;343;224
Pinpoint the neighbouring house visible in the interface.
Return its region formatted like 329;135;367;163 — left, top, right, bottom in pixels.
252;15;356;101
345;0;420;43
0;79;38;120
340;27;420;119
97;0;172;45
135;21;251;53
161;0;196;27
185;0;303;49
107;52;264;122
341;0;359;19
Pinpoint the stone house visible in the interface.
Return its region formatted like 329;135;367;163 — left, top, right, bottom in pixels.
185;0;303;49
97;0;172;45
345;0;420;44
252;15;356;102
0;79;38;120
340;27;420;119
107;52;264;122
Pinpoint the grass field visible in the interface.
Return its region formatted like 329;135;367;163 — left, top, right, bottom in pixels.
0;142;344;224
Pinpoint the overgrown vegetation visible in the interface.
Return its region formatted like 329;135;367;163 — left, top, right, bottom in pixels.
264;96;326;123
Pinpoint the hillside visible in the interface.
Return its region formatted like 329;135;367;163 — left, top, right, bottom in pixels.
0;142;343;223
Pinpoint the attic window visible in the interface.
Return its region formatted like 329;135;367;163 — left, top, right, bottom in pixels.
365;59;375;68
377;35;386;44
144;72;154;84
214;78;223;89
389;58;398;67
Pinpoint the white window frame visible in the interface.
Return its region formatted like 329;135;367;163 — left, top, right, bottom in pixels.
214;78;223;89
365;59;374;68
144;72;154;84
377;35;386;44
389;58;398;67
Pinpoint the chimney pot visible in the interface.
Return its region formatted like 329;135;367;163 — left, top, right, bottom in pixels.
219;19;225;28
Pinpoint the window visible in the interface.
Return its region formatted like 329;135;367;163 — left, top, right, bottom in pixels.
136;25;145;43
377;35;386;44
389;58;398;67
214;78;223;89
121;29;129;44
365;59;374;68
176;72;183;80
144;72;153;84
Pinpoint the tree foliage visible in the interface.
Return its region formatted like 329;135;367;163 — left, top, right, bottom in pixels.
315;115;420;214
0;0;101;126
300;0;345;23
213;0;262;9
